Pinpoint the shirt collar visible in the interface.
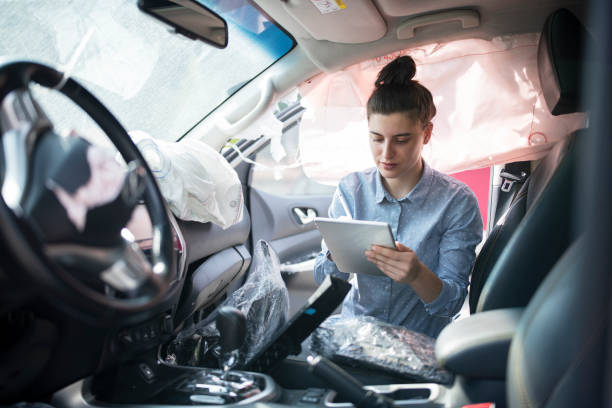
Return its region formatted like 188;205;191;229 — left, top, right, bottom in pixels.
375;160;434;204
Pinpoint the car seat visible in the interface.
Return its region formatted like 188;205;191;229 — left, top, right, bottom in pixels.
507;2;611;401
506;236;608;406
468;8;592;313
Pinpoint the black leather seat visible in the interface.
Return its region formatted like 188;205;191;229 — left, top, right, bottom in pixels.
506;2;611;403
468;8;592;314
435;9;609;406
506;235;608;407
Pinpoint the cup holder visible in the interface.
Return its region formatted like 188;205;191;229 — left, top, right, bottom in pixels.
325;383;439;407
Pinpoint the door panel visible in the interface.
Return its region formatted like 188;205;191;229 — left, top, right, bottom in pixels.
243;97;337;315
249;188;332;264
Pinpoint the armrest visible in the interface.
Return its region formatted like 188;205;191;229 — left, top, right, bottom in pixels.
435;308;523;379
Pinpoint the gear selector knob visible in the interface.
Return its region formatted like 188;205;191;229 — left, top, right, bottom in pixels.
216;306;246;377
217;306;247;353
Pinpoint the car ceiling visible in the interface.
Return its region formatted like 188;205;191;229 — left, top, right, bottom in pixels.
255;0;589;72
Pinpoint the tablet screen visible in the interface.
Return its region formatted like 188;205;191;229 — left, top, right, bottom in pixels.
314;217;395;276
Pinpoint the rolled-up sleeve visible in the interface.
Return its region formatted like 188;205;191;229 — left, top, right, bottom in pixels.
423;190;483;317
313;242;350;285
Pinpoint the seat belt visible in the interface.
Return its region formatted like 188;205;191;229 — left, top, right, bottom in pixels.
493;161;530;226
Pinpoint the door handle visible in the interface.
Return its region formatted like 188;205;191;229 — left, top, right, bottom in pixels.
293;207;317;225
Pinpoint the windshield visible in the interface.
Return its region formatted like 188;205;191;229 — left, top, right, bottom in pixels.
0;0;294;141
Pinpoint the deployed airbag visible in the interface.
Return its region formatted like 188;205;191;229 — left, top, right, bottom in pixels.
297;33;588;179
131;130;243;229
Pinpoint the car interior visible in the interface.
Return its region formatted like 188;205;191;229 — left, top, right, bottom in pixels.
1;0;611;407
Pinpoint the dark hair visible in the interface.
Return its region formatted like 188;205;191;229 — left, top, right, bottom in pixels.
366;55;436;125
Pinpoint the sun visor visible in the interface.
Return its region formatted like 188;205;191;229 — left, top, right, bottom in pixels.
282;0;386;43
297;33;587;181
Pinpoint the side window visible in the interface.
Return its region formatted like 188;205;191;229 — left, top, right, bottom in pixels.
245;86;490;235
249;92;336;197
247;88;491;232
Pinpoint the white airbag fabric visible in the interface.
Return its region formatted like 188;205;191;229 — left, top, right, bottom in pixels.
298;34;587;180
131;131;243;228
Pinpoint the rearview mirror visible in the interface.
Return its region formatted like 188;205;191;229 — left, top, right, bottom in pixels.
138;0;228;48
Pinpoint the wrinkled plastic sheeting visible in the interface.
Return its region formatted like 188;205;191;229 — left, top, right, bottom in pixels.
170;240;289;367
130;130;243;229
309;315;453;385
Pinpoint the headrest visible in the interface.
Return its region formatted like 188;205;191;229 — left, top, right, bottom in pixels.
537;8;592;115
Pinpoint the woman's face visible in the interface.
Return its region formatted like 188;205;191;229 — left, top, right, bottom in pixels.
368;112;432;181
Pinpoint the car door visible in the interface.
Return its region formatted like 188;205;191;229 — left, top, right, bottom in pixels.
245;101;335;271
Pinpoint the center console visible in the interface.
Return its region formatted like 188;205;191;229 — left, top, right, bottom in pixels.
52;361;448;408
51;278;523;408
53;364;280;407
140;367;276;405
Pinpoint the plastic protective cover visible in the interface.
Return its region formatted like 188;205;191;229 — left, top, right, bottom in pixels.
130;130;243;228
309;315;453;384
167;240;289;367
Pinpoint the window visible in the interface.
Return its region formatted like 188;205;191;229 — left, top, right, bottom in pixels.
248;91;336;196
0;0;294;142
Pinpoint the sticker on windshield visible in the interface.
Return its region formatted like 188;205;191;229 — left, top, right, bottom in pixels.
310;0;346;14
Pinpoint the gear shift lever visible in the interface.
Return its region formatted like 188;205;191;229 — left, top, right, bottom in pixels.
307;355;395;408
216;306;247;378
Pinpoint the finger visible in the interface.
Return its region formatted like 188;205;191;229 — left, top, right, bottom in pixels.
365;247;409;268
394;241;414;252
366;248;392;261
368;253;409;274
375;261;406;280
367;250;393;265
370;244;402;259
368;247;411;268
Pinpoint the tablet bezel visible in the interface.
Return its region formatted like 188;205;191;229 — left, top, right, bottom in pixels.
314;217;396;276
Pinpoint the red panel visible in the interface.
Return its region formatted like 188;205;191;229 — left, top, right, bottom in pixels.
450;167;490;229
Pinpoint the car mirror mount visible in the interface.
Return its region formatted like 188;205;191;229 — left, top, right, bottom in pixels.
138;0;228;48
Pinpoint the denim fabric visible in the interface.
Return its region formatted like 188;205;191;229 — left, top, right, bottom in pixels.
314;161;483;337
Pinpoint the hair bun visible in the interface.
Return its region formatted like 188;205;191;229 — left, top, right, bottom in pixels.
374;55;417;88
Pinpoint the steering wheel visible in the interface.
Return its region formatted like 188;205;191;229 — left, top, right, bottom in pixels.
0;61;176;326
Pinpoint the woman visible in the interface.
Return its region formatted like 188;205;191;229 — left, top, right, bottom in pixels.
313;56;483;338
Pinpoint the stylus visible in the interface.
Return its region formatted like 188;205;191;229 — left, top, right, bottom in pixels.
337;189;352;219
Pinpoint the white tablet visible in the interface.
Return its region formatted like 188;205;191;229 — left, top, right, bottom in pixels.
314;217;396;276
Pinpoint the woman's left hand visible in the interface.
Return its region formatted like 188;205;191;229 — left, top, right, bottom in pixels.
365;241;424;283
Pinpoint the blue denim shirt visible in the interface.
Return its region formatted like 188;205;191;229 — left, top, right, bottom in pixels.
313;162;483;337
